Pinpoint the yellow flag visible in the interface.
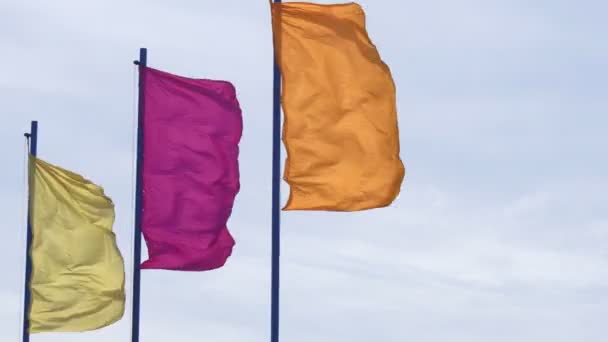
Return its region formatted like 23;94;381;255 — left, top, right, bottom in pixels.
28;155;125;333
271;2;405;211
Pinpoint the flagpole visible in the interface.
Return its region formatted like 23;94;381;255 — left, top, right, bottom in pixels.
132;47;147;342
22;120;38;342
271;1;282;341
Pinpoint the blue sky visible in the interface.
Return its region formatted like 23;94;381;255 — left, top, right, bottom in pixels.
1;0;607;341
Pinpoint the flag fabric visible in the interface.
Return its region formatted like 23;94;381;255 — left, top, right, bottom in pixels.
271;2;405;211
28;155;125;333
141;67;242;271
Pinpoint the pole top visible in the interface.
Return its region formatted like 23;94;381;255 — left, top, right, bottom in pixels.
134;48;147;66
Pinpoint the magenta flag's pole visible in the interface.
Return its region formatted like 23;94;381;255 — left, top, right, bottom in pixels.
132;47;147;342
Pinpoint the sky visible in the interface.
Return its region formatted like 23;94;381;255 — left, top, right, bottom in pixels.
1;0;607;341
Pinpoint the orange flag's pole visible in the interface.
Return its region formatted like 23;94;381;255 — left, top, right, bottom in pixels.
271;1;282;342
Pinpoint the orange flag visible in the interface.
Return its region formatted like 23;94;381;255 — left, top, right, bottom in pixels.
271;2;405;211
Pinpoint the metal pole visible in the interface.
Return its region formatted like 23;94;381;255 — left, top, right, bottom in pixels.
132;47;147;342
271;1;282;341
22;120;38;342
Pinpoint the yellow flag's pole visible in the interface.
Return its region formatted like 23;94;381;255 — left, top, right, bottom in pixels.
22;120;37;342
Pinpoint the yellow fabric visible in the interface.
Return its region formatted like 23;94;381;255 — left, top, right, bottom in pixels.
271;2;405;211
28;155;125;333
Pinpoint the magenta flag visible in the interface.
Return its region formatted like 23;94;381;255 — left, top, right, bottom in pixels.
141;67;242;271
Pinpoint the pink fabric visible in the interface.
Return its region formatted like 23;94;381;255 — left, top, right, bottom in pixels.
141;67;242;271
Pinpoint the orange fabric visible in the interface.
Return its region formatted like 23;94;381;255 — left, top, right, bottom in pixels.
271;2;405;211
